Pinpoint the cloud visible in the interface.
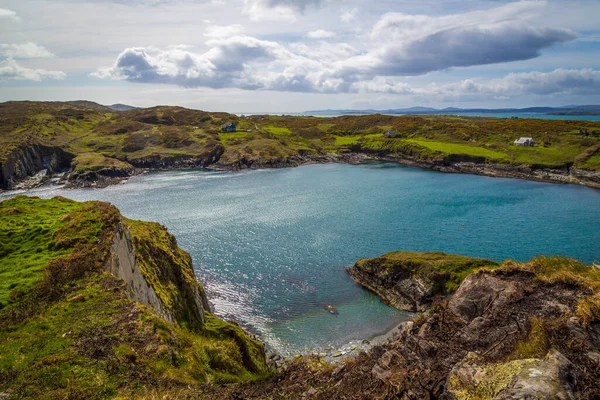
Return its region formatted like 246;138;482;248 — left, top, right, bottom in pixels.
95;1;578;94
0;8;20;22
93;36;290;89
335;0;576;77
340;8;357;23
307;29;335;39
0;43;55;59
204;25;244;39
0;59;66;81
351;69;600;99
243;0;323;21
433;68;600;97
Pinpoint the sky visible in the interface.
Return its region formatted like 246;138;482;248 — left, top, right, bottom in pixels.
0;0;599;113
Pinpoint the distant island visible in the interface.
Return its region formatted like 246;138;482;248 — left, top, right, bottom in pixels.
303;105;600;116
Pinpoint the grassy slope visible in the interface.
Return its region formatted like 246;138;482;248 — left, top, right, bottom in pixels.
0;196;268;399
2;102;600;182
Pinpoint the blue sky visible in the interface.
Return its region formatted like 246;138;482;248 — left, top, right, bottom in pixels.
0;0;599;112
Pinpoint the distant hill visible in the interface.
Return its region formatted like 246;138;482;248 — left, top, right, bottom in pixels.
66;100;112;112
304;105;600;116
108;103;138;111
66;100;139;112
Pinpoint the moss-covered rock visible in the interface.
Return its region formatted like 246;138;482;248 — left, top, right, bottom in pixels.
347;251;498;311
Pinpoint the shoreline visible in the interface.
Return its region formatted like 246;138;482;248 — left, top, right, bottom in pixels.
3;152;600;193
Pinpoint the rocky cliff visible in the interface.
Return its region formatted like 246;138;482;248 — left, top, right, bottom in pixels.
347;251;499;311
0;144;73;189
197;255;600;399
0;196;267;399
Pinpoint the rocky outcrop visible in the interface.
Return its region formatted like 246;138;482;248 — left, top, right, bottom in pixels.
104;222;177;324
0;144;74;189
65;165;140;188
448;349;577;400
347;251;498;312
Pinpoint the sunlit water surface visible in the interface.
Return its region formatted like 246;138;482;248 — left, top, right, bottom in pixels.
4;163;600;354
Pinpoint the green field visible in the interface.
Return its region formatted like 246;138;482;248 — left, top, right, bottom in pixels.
405;139;507;159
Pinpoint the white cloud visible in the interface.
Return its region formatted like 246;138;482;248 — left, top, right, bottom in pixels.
94;1;580;95
0;43;54;59
0;8;20;22
340;8;357;23
0;59;66;81
334;0;576;77
204;24;245;39
243;0;323;21
433;68;600;97
307;29;335;39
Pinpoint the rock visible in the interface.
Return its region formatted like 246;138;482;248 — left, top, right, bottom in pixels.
448;350;576;400
361;339;370;345
586;352;600;364
497;350;576;400
371;364;391;382
449;272;520;322
378;350;401;369
347;251;497;312
332;365;345;377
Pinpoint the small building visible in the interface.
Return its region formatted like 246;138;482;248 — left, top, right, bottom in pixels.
221;123;237;133
384;130;399;138
514;137;537;147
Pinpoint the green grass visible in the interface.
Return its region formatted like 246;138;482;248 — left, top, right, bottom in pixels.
0;196;84;308
356;251;499;294
263;125;292;135
0;196;269;398
405;139;507;160
578;154;600;171
72;152;132;171
508;145;583;167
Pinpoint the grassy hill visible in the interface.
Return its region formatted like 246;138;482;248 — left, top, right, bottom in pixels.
1;101;600;189
0;196;268;399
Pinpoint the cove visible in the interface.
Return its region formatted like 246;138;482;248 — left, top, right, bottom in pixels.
4;162;600;355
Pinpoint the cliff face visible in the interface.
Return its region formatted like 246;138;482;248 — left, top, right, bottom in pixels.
104;223;178;324
0;196;267;399
0;144;74;189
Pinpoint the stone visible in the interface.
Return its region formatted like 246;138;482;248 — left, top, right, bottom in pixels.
371;364;391;382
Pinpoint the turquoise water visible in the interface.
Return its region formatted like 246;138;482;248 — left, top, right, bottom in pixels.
4;163;600;354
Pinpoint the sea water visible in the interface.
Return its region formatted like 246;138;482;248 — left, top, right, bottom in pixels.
4;163;600;354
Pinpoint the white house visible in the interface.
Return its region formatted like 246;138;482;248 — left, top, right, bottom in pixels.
514;137;537;147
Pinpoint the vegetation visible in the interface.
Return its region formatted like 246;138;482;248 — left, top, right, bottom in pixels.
0;196;268;399
354;251;499;294
2;101;600;189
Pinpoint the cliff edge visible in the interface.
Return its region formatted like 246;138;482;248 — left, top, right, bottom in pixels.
0;196;267;399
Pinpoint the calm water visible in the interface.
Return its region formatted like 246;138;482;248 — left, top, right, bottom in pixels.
3;163;600;354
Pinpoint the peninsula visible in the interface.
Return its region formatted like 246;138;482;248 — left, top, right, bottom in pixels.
2;101;600;191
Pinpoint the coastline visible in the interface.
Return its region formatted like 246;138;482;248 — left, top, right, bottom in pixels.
4;151;600;193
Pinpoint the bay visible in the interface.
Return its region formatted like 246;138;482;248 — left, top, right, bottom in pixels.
3;163;600;354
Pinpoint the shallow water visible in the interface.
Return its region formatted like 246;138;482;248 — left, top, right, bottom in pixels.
4;163;600;354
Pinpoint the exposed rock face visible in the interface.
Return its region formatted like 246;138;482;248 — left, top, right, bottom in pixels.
104;219;210;330
0;144;74;189
104;223;176;324
347;251;498;312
